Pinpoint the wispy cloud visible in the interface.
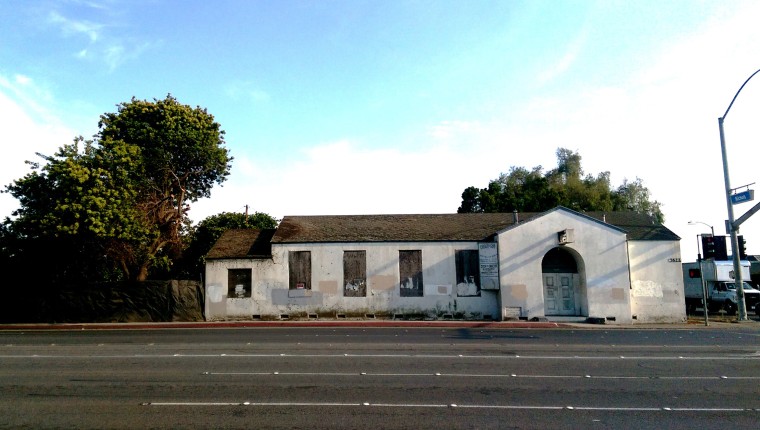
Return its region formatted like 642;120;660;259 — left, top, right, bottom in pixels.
47;6;156;72
0;74;77;218
48;10;102;42
536;27;589;86
224;81;271;103
69;0;112;11
0;74;57;124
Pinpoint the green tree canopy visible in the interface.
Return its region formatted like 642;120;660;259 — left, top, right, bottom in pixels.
457;148;663;222
2;95;232;282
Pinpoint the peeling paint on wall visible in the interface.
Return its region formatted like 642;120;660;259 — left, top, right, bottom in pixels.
208;285;224;303
271;288;324;306
425;284;452;296
228;298;250;311
631;281;664;298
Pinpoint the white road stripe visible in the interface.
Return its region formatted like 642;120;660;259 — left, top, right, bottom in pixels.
204;371;760;380
2;353;759;360
141;401;759;412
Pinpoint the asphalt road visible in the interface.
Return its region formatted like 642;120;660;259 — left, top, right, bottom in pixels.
1;326;759;429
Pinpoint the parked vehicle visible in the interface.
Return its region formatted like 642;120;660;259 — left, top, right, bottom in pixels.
747;255;760;287
682;260;760;315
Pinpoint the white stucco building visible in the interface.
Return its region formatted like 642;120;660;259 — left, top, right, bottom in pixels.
204;207;685;324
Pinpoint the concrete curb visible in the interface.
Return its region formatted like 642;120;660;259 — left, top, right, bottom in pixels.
2;319;753;331
0;320;569;330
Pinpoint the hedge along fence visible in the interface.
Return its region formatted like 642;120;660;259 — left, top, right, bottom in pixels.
3;280;204;323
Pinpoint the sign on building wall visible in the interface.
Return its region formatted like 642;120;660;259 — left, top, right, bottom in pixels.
478;242;500;290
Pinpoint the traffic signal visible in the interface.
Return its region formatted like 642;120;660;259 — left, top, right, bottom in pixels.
702;235;716;259
714;235;728;260
701;235;729;260
738;235;747;259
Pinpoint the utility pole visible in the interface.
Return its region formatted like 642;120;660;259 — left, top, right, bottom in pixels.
695;234;709;326
717;68;760;322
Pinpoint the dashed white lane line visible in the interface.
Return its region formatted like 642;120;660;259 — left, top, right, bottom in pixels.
140;401;759;412
203;371;760;380
3;353;760;360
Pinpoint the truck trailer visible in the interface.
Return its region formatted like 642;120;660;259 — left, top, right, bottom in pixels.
682;260;760;315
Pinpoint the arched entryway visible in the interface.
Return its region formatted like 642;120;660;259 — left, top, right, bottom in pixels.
541;247;584;316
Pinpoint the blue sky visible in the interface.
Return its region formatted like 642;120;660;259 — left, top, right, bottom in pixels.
2;0;760;257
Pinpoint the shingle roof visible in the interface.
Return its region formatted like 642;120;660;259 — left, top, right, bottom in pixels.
271;209;680;243
271;213;518;243
206;229;276;259
499;209;680;241
584;211;680;241
206;209;680;258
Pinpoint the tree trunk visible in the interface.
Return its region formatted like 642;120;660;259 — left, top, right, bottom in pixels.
135;264;149;282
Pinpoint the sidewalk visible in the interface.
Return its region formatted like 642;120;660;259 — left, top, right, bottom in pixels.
1;316;756;331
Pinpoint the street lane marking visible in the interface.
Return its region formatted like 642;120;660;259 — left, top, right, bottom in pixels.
141;401;760;412
3;353;760;360
203;371;760;380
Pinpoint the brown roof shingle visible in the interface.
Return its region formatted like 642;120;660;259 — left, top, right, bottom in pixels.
206;229;276;259
271;213;519;243
270;209;679;243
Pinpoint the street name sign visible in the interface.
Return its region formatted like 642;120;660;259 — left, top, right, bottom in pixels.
730;189;754;205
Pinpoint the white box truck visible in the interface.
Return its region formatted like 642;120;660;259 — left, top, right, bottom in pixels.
682;260;760;315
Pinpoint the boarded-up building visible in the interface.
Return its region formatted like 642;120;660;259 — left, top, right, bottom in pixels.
205;207;684;324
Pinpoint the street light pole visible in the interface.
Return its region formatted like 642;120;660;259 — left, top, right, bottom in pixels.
695;233;709;326
718;68;760;322
688;220;715;238
718;117;747;320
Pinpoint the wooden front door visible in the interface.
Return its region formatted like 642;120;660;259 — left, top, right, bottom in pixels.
544;273;576;315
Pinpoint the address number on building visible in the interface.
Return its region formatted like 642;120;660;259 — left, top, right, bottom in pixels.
668;258;681;263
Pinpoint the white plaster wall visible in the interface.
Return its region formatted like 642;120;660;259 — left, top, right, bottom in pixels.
205;241;500;320
205;255;286;320
497;210;633;323
628;240;686;323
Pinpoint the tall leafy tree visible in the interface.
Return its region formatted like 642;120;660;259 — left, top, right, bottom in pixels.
97;95;232;280
612;177;663;222
3;137;145;283
2;95;232;282
458;148;663;221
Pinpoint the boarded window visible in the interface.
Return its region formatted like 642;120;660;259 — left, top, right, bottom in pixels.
399;250;423;297
228;269;252;298
289;251;311;290
343;251;367;297
455;250;480;297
